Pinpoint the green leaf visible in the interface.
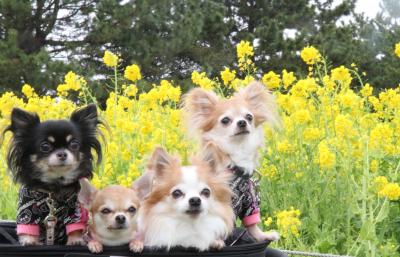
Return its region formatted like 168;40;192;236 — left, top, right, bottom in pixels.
359;219;377;242
375;200;389;223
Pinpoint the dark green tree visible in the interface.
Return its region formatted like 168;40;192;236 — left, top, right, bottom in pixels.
81;0;230;89
84;0;362;87
0;0;94;93
1;0;398;98
354;0;400;89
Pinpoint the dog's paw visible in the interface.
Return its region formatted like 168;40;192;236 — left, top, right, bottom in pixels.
67;231;86;246
261;231;280;241
88;240;103;253
19;235;41;246
210;239;225;250
129;239;144;253
67;236;86;246
265;231;280;241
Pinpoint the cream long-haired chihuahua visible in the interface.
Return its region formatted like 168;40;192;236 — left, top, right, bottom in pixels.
183;81;280;242
133;143;234;251
78;179;143;253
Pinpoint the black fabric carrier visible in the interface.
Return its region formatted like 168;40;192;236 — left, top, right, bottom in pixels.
0;221;270;257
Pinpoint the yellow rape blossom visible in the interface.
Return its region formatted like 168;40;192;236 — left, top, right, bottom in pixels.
276;208;301;237
292;109;311;124
191;71;214;90
331;65;352;87
124;64;142;82
124;84;138;97
300;46;321;65
21;84;36;98
370;160;379;173
277;139;295;154
220;67;236;86
282;69;296;89
378;183;400;201
262;71;281;90
334;114;354;139
374;176;388;191
395;42;400;58
303;127;323;142
103;50;119;67
360;83;373;97
236;40;254;59
317;141;336;169
264;217;273;227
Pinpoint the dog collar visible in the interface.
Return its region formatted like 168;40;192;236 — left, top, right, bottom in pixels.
227;165;250;179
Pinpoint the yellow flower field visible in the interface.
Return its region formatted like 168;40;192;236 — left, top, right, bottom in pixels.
1;41;400;257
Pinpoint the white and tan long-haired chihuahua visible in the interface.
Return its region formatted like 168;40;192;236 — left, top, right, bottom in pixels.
183;81;281;242
133;143;234;251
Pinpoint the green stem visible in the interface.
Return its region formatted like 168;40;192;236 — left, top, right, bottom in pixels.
114;65;118;124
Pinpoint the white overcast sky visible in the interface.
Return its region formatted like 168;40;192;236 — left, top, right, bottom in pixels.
355;0;381;17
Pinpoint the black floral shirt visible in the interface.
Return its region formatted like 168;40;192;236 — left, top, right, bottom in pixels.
16;186;86;244
229;166;261;227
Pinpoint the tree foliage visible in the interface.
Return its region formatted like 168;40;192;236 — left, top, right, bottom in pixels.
0;0;399;97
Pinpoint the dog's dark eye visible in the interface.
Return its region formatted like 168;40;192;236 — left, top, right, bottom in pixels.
40;142;52;153
127;206;136;213
245;114;253;122
201;188;211;198
172;189;183;199
101;208;111;214
221;117;231;125
69;140;80;151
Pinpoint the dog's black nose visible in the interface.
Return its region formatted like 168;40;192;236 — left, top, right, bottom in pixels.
56;151;67;161
115;215;126;224
189;197;201;207
237;120;247;128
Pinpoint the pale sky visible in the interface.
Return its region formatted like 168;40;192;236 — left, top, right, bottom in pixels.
355;0;381;18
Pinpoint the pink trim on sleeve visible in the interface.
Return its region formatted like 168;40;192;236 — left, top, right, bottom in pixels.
66;223;86;235
17;224;40;236
79;206;89;223
65;206;89;234
242;212;261;227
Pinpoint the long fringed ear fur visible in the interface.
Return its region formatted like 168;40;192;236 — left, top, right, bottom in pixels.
78;178;98;209
147;147;177;179
236;81;281;129
182;88;219;132
3;108;41;183
70;104;104;165
133;147;179;200
132;172;154;201
6;108;40;135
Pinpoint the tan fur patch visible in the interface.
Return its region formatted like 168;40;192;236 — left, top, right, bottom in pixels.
89;185;140;236
184;81;280;131
90;185;140;213
142;159;182;215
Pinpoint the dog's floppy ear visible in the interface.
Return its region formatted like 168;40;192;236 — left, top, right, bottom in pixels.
78;178;98;209
200;142;229;173
132;171;154;201
236;81;281;129
183;88;219;131
9;108;40;133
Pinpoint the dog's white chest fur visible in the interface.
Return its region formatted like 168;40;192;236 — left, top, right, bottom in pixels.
204;126;264;175
138;206;227;251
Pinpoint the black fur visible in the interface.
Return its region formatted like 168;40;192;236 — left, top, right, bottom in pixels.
3;104;103;193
